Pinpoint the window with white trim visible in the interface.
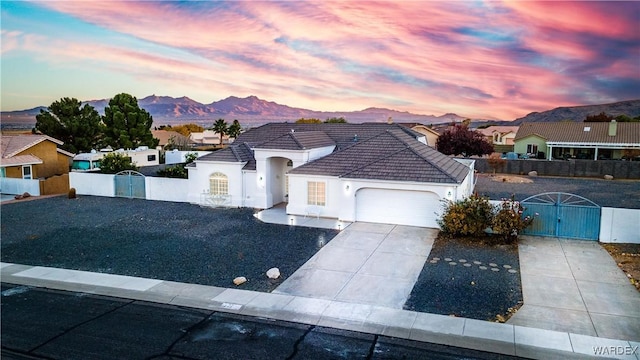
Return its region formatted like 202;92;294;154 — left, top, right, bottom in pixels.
22;165;32;180
209;172;228;195
526;144;538;154
307;181;326;206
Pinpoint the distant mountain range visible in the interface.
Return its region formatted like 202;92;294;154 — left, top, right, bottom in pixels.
1;95;638;130
0;95;466;129
508;99;640;125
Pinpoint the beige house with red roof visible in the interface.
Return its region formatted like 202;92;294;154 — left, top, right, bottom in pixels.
514;121;640;160
1;134;74;194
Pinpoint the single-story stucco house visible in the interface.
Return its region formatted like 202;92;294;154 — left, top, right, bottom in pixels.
514;121;640;160
186;123;476;228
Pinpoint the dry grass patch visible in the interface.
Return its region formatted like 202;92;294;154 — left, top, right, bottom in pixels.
602;243;640;291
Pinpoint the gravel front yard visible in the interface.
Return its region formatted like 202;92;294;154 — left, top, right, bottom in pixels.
405;236;522;321
1;196;338;292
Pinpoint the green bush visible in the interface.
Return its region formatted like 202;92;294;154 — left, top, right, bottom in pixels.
156;152;197;179
491;197;535;243
157;165;188;178
437;194;493;237
99;152;137;174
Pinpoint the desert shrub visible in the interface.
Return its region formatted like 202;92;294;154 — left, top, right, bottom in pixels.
157;165;188;178
487;153;506;174
156;152;197;179
437;194;493;237
491;197;535;243
99;152;137;174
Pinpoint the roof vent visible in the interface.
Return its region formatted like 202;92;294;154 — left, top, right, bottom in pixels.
583;126;591;132
608;120;617;136
353;134;358;142
291;129;295;133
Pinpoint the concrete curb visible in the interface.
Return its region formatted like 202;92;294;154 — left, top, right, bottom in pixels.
2;262;637;360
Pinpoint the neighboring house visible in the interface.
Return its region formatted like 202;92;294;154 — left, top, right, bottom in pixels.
187;123;475;228
514;121;640;160
190;130;233;147
151;130;192;150
0;134;74;194
476;126;519;153
397;123;440;147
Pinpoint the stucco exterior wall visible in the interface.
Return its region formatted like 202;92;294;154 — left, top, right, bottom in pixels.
19;140;64;178
187;161;245;206
514;135;547;155
4;140;71;180
286;174;463;223
286;174;340;218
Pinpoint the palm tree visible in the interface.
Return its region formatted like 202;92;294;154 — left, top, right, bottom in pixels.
228;119;242;139
212;118;228;147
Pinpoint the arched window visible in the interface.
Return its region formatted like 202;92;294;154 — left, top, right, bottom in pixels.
209;172;228;195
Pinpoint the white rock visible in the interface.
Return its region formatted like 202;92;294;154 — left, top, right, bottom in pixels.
604;174;614;180
233;276;247;285
528;171;538;177
266;267;281;279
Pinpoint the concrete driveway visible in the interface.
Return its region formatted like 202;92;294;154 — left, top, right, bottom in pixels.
273;222;438;308
508;235;640;341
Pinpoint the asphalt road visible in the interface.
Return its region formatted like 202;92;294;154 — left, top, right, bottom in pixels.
1;284;525;360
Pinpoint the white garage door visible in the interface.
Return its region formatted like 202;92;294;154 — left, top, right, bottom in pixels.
356;188;442;228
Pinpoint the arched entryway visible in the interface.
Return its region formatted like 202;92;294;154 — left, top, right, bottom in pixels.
267;157;293;205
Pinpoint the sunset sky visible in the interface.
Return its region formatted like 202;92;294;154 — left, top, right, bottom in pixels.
1;1;639;120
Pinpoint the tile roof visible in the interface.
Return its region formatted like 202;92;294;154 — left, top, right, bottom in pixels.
0;154;43;167
1;135;63;159
253;131;335;150
234;123;421;151
197;143;254;163
290;127;469;184
199;123;469;183
515;122;640;144
475;126;519;137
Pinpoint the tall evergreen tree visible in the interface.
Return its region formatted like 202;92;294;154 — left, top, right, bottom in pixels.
35;97;103;153
102;93;158;149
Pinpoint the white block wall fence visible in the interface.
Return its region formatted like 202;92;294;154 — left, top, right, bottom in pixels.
599;207;640;244
0;177;40;196
145;177;190;203
69;172;115;197
69;173;639;243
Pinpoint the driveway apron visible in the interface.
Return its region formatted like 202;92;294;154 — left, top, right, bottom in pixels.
274;222;437;309
507;235;640;341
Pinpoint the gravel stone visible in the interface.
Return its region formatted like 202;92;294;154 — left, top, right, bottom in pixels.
0;196;338;293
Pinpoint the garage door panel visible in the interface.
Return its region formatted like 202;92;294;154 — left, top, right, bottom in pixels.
356;189;441;228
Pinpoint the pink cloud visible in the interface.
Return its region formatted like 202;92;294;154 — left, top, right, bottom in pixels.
15;1;640;119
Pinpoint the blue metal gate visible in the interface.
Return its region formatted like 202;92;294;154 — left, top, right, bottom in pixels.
521;192;600;240
114;170;145;199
